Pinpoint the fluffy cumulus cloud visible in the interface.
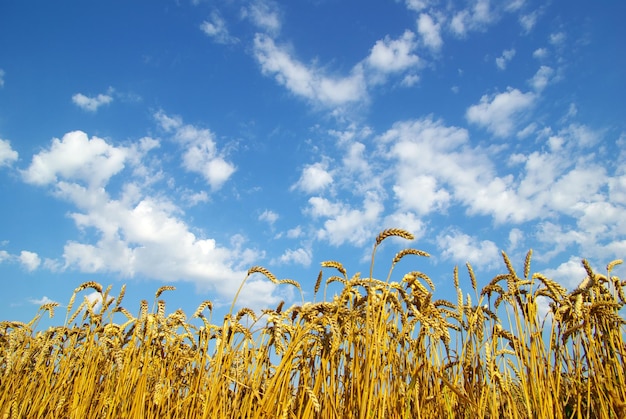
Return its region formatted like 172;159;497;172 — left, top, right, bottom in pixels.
313;192;385;247
393;174;451;215
0;139;18;167
366;30;420;74
155;111;236;190
380;117;519;223
19;251;41;271
375;116;623;239
20;127;285;310
466;88;536;137
292;161;333;193
72;88;114;112
21;131;140;187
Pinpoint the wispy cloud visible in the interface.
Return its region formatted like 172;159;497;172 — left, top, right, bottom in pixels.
259;209;279;225
28;296;57;305
253;34;367;107
200;11;238;44
241;0;282;35
529;65;554;92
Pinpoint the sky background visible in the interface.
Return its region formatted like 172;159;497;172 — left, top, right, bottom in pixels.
1;0;625;327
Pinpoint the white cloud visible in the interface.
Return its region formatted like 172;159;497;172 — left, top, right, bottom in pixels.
437;229;500;270
530;65;554;92
506;0;526;11
342;142;369;174
381;118;519;223
307;196;343;219
519;11;538;33
449;0;494;36
29;296;57;305
0;250;9;263
242;0;282;35
182;190;209;206
532;47;548;59
253;34;366;107
200;11;238;44
19;251;41;271
405;0;431;11
275;247;312;267
609;173;626;205
314;192;384;247
495;48;516;70
402;74;420;87
292;161;333;193
286;226;303;239
259;209;279;225
155;111;236;190
0;139;18;167
549;31;566;46
377;117;619;230
450;10;470;36
417;14;443;51
21;129;284;310
54;181;272;307
508;228;524;251
22;131;138;187
366;30;420;73
466;88;536;137
393;174;451;215
72;89;114;112
516;122;537;139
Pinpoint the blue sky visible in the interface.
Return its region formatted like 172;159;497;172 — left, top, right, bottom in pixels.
1;0;625;326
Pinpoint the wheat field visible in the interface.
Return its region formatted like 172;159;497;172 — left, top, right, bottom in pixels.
1;228;625;418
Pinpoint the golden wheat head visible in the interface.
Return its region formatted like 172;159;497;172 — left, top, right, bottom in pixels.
375;228;414;246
